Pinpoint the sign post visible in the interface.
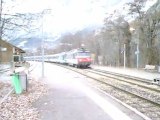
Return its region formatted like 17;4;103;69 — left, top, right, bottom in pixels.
124;44;126;69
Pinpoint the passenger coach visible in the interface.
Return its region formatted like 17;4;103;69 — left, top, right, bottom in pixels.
24;48;92;68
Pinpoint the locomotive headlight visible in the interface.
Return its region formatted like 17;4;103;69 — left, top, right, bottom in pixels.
78;58;83;62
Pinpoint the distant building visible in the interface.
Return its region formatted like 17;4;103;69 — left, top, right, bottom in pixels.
0;39;25;64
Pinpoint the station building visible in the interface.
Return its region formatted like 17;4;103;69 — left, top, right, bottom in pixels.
0;39;25;66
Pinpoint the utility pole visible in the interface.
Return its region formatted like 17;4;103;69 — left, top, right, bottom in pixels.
124;44;126;68
136;28;139;69
42;39;44;78
136;43;139;69
41;9;51;78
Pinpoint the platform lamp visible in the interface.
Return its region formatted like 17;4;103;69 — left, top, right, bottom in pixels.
41;9;52;78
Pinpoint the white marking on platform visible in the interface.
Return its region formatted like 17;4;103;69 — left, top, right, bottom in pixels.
81;85;133;120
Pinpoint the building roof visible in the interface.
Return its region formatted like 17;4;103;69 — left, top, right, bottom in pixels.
0;39;25;53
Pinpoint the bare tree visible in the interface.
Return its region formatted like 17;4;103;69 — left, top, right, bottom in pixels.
102;15;131;67
0;0;40;40
143;1;160;65
127;0;160;66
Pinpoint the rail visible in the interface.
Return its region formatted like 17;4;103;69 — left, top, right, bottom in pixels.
0;68;10;73
53;63;160;120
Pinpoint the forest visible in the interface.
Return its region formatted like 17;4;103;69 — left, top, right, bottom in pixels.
49;0;160;68
0;0;160;68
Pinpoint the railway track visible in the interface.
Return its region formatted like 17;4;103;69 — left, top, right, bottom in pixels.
55;64;160;120
90;68;155;84
86;69;160;93
0;68;10;74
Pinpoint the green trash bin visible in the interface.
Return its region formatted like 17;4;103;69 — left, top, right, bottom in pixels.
12;73;22;94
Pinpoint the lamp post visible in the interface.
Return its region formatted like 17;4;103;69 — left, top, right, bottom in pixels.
124;44;126;68
133;31;139;69
136;43;139;68
130;27;139;68
41;9;51;78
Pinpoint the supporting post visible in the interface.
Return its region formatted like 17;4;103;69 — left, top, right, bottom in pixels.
42;42;44;78
41;9;51;78
136;43;139;69
124;44;126;68
41;14;44;78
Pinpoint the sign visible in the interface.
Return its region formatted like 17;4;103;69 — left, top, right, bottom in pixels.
135;51;139;55
0;47;7;51
121;50;124;53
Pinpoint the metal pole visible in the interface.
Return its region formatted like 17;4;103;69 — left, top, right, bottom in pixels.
136;43;139;69
42;15;44;78
118;38;120;67
124;44;126;68
41;9;51;78
137;28;140;69
42;42;44;78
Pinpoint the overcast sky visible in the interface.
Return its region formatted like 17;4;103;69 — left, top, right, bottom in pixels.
6;0;157;37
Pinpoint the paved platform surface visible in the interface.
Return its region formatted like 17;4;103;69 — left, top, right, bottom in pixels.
31;62;148;120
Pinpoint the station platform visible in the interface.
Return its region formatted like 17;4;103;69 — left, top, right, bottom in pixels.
30;62;151;120
91;65;160;81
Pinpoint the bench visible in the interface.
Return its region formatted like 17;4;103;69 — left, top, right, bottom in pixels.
153;78;160;85
144;65;156;70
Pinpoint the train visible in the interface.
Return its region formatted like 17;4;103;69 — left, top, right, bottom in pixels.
25;48;92;68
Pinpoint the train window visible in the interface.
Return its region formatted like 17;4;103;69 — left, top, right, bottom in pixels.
77;52;90;56
73;53;76;59
63;54;66;59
